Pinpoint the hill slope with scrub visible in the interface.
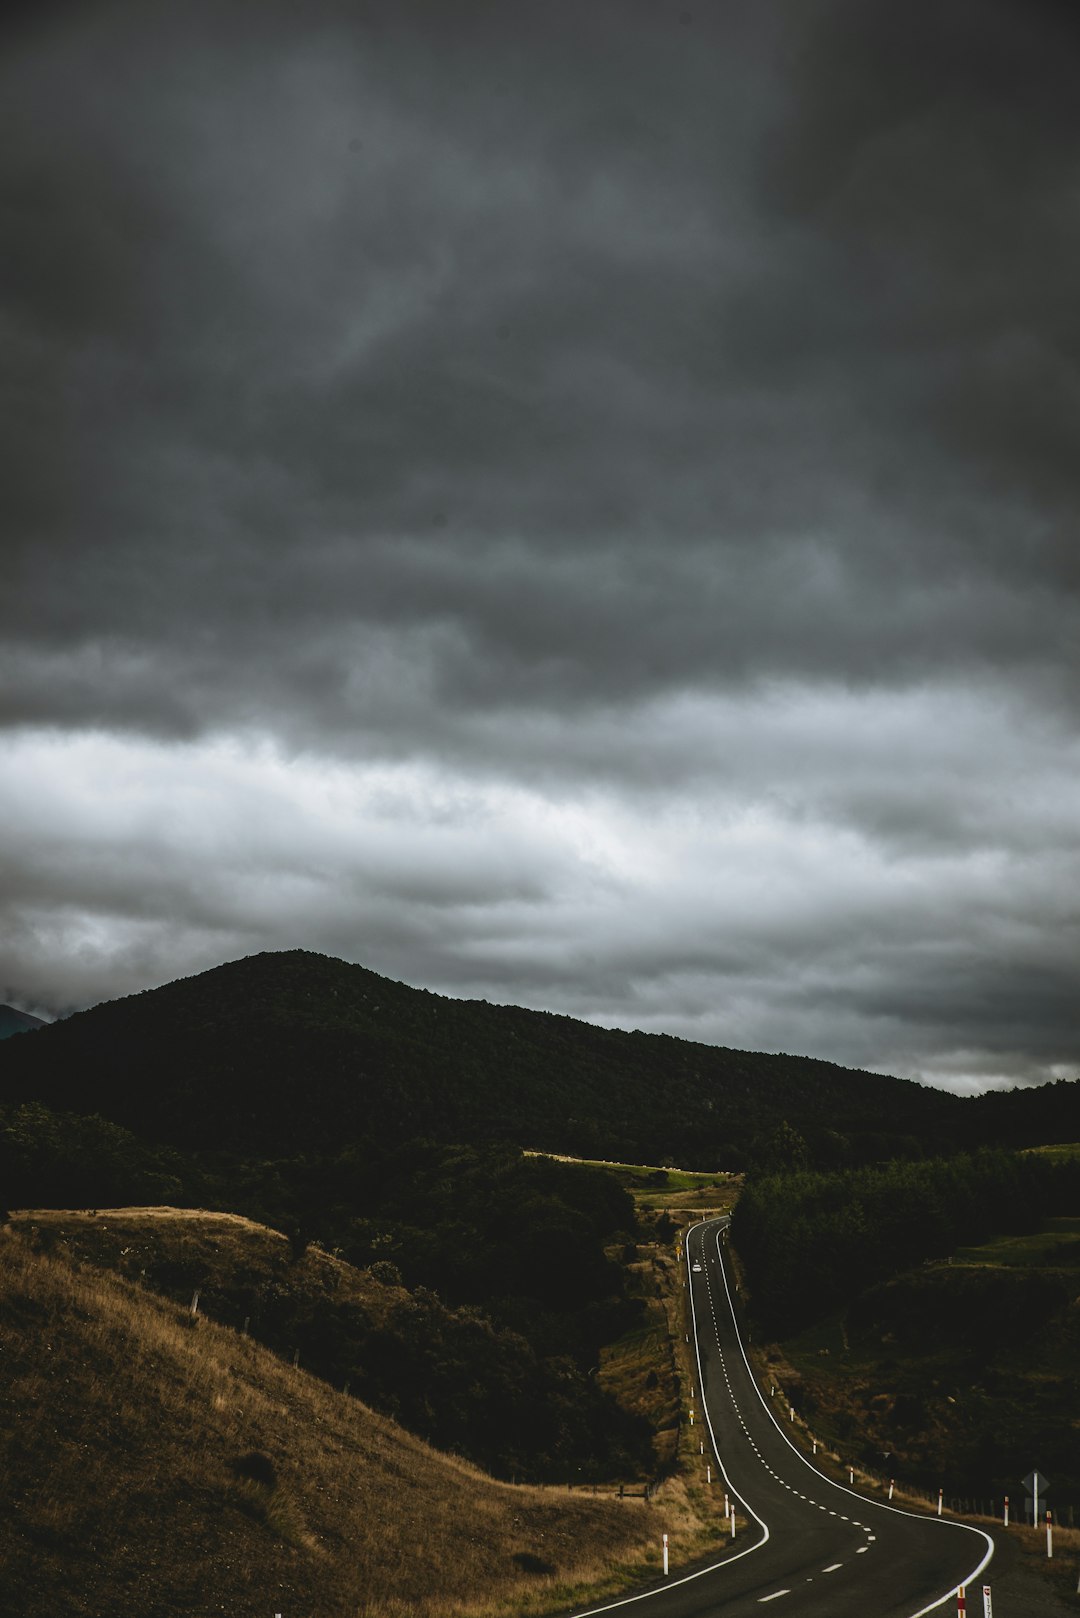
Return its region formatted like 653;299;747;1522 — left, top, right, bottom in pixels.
0;1221;666;1618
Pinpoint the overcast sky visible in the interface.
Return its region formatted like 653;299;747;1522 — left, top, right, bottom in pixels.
3;0;1078;1093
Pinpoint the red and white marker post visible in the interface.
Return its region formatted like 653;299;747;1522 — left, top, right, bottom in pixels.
956;1584;966;1617
1046;1509;1053;1559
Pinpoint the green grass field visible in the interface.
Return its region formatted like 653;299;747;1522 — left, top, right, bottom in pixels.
1024;1141;1080;1162
953;1215;1080;1267
526;1151;740;1214
770;1201;1080;1508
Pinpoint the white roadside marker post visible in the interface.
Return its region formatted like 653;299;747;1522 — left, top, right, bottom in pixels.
849;1466;855;1485
812;1438;817;1455
707;1464;711;1484
662;1534;669;1576
730;1502;736;1540
1003;1495;1008;1528
982;1585;993;1617
938;1488;944;1516
724;1492;730;1518
190;1289;199;1317
700;1441;704;1454
888;1479;894;1500
1046;1510;1053;1558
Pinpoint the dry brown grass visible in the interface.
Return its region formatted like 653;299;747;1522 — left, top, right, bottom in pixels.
10;1205;389;1318
0;1223;675;1618
595;1211;753;1562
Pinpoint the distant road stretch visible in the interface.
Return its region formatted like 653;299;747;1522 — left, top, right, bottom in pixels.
564;1215;993;1618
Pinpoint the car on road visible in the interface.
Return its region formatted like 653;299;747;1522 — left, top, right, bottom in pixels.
692;1260;702;1271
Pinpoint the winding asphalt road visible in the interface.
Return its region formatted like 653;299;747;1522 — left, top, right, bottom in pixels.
567;1215;994;1618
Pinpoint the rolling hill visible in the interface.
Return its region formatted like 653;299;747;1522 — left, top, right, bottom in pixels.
0;1004;45;1040
0;1214;667;1618
0;949;976;1166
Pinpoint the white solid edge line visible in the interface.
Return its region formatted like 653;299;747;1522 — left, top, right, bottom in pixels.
564;1216;771;1617
705;1220;995;1617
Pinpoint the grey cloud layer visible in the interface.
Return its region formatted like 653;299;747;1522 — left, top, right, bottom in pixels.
2;1;1077;1087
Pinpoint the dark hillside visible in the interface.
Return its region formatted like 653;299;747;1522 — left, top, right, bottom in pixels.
9;1207;651;1485
0;1005;45;1040
0;949;967;1166
0;1224;662;1618
965;1077;1080;1149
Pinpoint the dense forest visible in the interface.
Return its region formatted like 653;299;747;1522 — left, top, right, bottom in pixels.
4;949;1075;1172
734;1148;1080;1338
3;949;1077;1489
0;1100;650;1482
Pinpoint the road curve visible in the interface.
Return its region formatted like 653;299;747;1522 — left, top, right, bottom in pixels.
564;1215;993;1618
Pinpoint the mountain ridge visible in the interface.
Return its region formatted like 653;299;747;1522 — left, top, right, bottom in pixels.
9;947;1072;1168
0;947;977;1165
0;1004;46;1040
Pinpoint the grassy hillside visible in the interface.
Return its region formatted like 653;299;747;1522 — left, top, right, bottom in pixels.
0;949;970;1168
7;1198;652;1487
0;1220;674;1618
764;1211;1080;1508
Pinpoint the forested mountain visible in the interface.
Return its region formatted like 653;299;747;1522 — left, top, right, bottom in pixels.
0;948;977;1168
0;1005;45;1041
734;1150;1080;1503
734;1149;1080;1338
2;948;1075;1515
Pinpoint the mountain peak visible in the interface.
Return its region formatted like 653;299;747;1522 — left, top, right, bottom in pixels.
0;1005;46;1041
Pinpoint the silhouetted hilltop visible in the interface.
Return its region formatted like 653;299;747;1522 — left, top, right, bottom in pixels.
0;949;977;1166
0;1004;45;1040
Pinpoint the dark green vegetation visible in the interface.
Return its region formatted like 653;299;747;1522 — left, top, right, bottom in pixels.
2;949;1077;1496
5;952;1074;1167
13;1205;648;1487
0;949;975;1168
1;1104;651;1483
738;1154;1080;1504
0;1223;664;1618
734;1149;1080;1339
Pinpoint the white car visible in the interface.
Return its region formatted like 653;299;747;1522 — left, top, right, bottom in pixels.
692;1260;702;1272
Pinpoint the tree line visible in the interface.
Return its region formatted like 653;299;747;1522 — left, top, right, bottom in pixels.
733;1146;1080;1338
0;1102;652;1482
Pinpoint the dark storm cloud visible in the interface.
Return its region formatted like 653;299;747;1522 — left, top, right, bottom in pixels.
1;1;1077;1089
4;0;1077;735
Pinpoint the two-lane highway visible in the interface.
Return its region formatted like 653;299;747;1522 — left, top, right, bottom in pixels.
567;1216;993;1618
